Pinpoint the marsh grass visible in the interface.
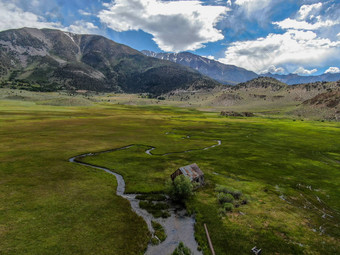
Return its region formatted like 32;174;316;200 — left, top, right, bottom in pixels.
139;201;170;218
0;92;339;254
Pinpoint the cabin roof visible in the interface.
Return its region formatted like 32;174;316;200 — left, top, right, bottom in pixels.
178;163;203;181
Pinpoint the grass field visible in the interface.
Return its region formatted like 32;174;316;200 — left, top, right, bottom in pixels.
0;91;339;254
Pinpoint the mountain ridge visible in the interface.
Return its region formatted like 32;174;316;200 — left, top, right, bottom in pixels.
142;50;258;85
0;27;219;94
142;50;340;86
262;72;340;85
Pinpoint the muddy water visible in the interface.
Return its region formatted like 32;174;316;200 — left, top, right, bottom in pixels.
146;207;202;255
69;139;221;255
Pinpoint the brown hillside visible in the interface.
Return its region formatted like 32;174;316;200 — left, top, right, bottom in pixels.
302;90;340;108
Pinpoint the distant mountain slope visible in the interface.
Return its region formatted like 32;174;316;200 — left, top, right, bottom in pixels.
294;83;340;120
142;50;258;85
302;90;340;108
0;28;219;94
262;72;340;85
233;77;288;91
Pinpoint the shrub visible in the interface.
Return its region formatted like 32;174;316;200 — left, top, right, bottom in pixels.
223;203;234;212
152;221;167;243
168;175;193;202
215;185;229;193
151;237;159;245
172;242;192;255
241;195;250;205
231;190;242;200
217;193;234;204
218;207;226;216
215;185;242;199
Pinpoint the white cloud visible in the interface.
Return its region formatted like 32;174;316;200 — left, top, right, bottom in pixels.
298;3;322;21
219;30;340;73
274;18;339;30
235;0;272;14
204;55;215;60
98;0;228;52
0;1;98;36
235;0;271;5
274;2;339;31
293;67;317;75
0;1;62;31
260;65;285;74
325;67;340;74
66;21;99;34
79;10;92;16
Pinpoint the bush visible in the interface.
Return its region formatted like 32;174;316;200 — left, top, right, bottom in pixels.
231;190;242;200
215;185;229;193
217;193;234;204
218;207;226;216
152;221;167;243
172;242;192;255
223;203;234;212
215;185;242;200
168;175;193;202
241;195;250;205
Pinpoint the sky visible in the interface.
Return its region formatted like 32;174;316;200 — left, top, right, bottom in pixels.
0;0;339;75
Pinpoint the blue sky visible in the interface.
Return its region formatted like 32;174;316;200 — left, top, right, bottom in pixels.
0;0;339;75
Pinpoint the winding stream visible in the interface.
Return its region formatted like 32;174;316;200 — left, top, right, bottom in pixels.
69;139;221;255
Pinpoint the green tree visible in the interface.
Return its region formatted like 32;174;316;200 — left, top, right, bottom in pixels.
168;175;193;202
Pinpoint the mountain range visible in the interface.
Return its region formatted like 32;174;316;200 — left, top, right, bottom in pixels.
142;50;258;85
261;72;340;85
0;28;218;94
142;51;340;86
0;28;339;95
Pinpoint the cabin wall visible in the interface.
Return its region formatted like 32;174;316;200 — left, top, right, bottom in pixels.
170;169;183;181
193;175;204;185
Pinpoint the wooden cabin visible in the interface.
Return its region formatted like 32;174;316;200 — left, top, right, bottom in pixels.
171;163;204;186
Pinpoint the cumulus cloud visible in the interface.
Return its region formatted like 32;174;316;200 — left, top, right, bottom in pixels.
66;20;99;34
219;30;340;73
260;65;285;74
298;3;322;21
220;2;340;73
235;0;273;15
274;2;340;30
0;1;99;36
293;67;317;75
274;17;339;30
0;0;61;31
325;67;340;74
98;0;228;52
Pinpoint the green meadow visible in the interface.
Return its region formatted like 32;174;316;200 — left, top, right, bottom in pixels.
0;93;339;254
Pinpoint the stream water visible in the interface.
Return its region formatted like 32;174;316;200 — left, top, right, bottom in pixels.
69;139;221;255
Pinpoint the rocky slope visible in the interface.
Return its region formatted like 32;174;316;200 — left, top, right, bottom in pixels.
0;28;219;94
142;50;258;85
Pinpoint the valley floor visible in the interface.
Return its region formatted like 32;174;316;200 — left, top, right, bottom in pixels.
0;90;339;254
